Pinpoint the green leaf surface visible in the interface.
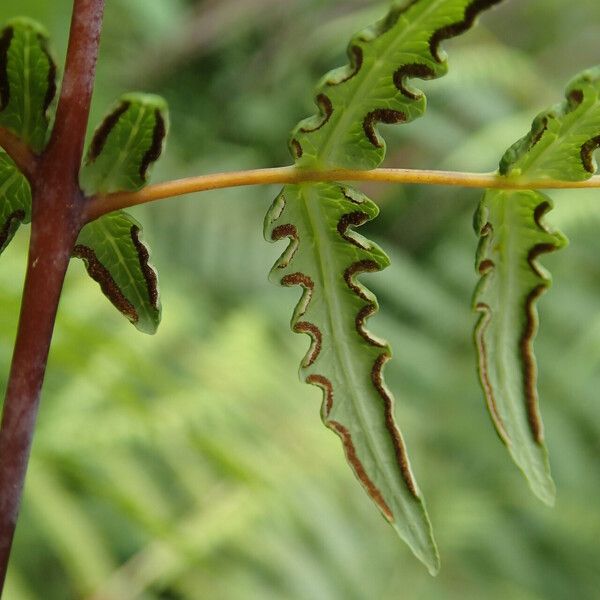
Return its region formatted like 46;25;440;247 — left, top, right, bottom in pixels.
268;0;503;571
473;190;566;504
473;68;600;503
292;0;503;169
0;17;56;153
265;182;438;572
73;211;161;335
500;67;600;181
0;151;30;255
80;93;168;195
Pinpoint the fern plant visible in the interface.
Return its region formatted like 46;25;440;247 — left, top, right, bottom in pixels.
0;0;599;591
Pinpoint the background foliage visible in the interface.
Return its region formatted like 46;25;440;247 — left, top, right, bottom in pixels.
0;0;599;598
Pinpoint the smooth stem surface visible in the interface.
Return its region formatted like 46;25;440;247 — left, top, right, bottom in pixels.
46;0;105;174
86;166;600;221
0;217;78;588
0;0;105;592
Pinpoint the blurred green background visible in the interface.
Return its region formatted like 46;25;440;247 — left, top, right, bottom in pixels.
1;0;600;598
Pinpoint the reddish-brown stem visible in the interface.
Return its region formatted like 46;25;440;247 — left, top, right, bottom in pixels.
46;0;105;176
0;0;105;591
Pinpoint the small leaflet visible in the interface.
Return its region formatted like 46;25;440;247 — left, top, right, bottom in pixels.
0;18;57;153
0;152;31;255
74;211;161;335
80;93;168;195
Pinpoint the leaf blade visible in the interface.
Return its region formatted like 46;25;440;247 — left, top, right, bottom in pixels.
473;190;567;504
74;211;161;335
473;67;600;502
268;0;504;569
266;182;439;573
292;0;503;169
0;18;56;153
80;93;168;195
0;152;31;255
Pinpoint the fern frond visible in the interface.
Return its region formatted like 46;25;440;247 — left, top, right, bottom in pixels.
265;183;437;568
268;0;504;572
473;67;600;503
292;0;503;170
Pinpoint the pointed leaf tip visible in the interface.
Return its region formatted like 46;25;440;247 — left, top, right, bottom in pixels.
73;211;161;334
473;190;564;503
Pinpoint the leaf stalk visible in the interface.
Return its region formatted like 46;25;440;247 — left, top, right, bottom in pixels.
85;165;600;221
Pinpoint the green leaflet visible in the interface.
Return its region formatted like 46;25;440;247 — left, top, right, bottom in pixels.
474;191;567;504
292;0;503;170
80;93;168;196
0;151;30;254
74;211;161;335
268;0;503;571
0;18;56;153
76;94;168;334
266;183;437;571
473;68;600;503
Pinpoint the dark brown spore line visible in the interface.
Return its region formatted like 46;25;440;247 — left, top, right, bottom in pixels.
139;109;166;180
532;201;550;230
429;0;504;63
130;226;159;310
478;258;495;275
0;209;25;252
327;45;364;86
580;134;600;173
328;419;395;521
307;373;334;414
529;116;549;148
337;211;369;248
567;88;584;109
73;244;138;323
355;304;386;347
344;260;381;303
0;27;14;110
309;368;398;519
393;63;435;100
363;109;406;147
281;272;314;291
527;243;558;280
271;223;299;268
372;353;418;498
40;36;57;113
295;321;323;366
474;302;510;442
519;284;546;443
88;101;130;161
344;260;387;347
300;94;333;134
290;138;303;159
479;222;493;237
270;223;298;242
